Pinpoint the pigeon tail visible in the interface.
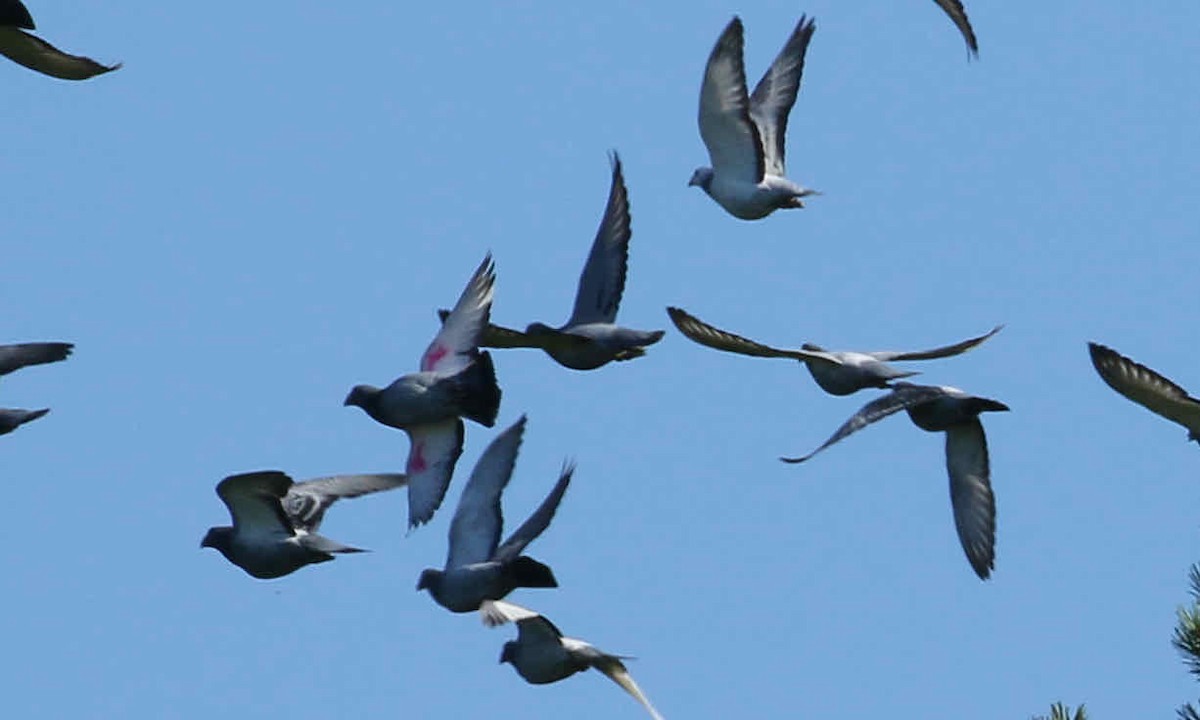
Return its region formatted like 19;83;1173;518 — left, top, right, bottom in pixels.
506;555;558;589
299;533;368;555
453;351;501;427
967;398;1009;415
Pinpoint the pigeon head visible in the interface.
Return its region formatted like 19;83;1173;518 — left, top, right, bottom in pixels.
415;568;441;592
499;641;518;665
201;527;233;554
343;385;378;409
688;167;714;191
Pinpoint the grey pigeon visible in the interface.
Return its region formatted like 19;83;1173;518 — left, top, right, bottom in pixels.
668;306;1001;396
0;407;48;435
202;470;407;579
345;255;502;530
688;16;818;220
933;0;978;57
782;382;1008;579
486;600;665;720
439;153;663;370
0;341;72;436
1089;342;1200;443
417;416;572;616
0;1;120;80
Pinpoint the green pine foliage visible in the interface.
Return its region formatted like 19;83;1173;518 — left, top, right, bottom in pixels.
1031;702;1087;720
1174;565;1200;719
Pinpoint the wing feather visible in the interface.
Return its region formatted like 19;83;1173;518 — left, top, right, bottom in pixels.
568;153;632;326
446;416;525;568
698;17;764;183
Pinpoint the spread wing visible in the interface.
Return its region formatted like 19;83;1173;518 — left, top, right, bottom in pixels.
404;418;466;529
1088;342;1200;435
284;473;408;533
667;306;838;363
698;16;764;183
421;254;494;375
0;27;120;80
945;418;996;580
437;309;541;349
215;471;295;537
581;650;666;720
869;325;1003;362
932;0;979;57
480;598;549;628
0;0;34;29
0;342;73;376
748;15;815;178
780;384;947;463
446;416;526;569
567;152;632;327
494;460;574;564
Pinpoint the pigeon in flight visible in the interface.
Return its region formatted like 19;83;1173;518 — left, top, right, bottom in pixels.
202;470;408;579
933;0;979;57
668;306;1001;396
688;15;818;220
1088;342;1200;443
438;153;663;370
418;416;572;616
782;383;1008;579
345;255;503;530
0;341;72;436
486;600;665;720
0;1;120;80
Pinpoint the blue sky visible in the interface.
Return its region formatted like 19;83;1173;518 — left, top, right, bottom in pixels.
5;1;1200;718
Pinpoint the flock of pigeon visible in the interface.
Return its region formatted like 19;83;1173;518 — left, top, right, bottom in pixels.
8;1;1200;717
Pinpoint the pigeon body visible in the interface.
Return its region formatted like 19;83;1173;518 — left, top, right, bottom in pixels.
202;470;407;579
441;154;662;370
668;306;1001;396
689;16;818;220
417;416;572;614
933;0;979;57
345;255;502;529
1088;342;1200;442
782;383;1008;579
489;601;665;720
0;1;120;80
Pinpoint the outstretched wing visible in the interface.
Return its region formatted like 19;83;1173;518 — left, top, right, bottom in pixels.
932;0;979;57
780;384;947;463
568;152;632;327
570;644;665;720
421;255;494;375
215;471;295;537
870;325;1003;362
0;342;73;376
0;27;120;80
404;419;466;529
1088;342;1200;435
748;15;815;177
285;473;408;532
667;306;837;363
945;418;996;580
494;460;574;564
698;16;764;183
446;416;526;568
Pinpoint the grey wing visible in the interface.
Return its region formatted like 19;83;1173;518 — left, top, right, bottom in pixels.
871;325;1003;362
932;0;979;56
446;416;526;569
493;460;574;563
421;254;495;374
780;384;947;463
437;309;541;349
568;152;632;327
946;419;996;579
1088;342;1200;434
748;15;815;177
404;418;466;529
285;473;408;532
517;614;567;645
576;648;665;720
215;471;295;535
0;29;120;80
667;306;837;363
698;16;764;183
0;1;34;30
0;342;73;376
